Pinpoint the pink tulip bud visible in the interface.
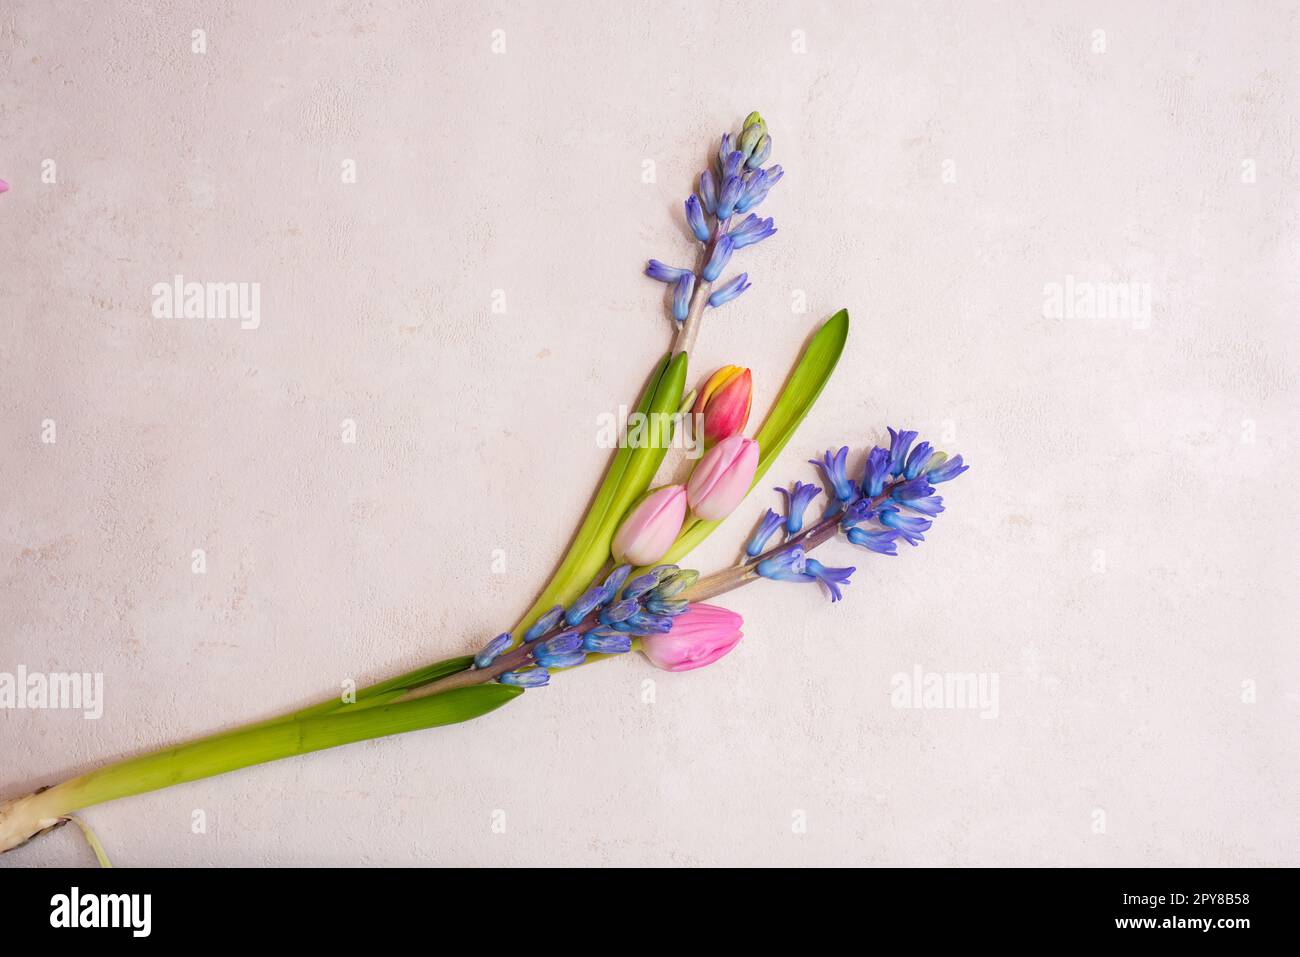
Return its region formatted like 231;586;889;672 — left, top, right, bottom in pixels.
611;485;688;566
692;365;752;447
686;434;759;521
0;179;8;194
641;603;743;672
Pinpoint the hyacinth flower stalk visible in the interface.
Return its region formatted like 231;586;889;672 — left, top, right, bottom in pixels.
648;111;781;358
687;432;969;603
0;112;865;857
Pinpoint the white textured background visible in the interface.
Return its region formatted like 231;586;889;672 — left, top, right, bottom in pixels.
2;1;1298;866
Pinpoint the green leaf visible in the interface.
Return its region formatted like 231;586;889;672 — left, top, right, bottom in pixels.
56;685;524;812
509;351;688;639
289;656;475;720
659;309;849;564
194;657;478;739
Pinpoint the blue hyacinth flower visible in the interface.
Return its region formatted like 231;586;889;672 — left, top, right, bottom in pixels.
729;214;776;249
811;446;856;503
565;584;609;627
474;632;513;669
621;572;659;600
536;631;583;658
839;498;876;530
776;481;822;535
862;446;891;498
734;166;782;214
599;598;639;625
699;169;718;215
900;494;944;516
645;260;691;283
626;610;673;635
523;605;564;643
702;235;734;281
847;527;900;556
645;595;689;617
803;558;855;602
499;667;549;688
891;478;944;516
717;175;743;218
603;564;633;594
745;508;784;558
927;454;969;483
534;650;587;669
756;545;814;583
582;631;633;655
672;273;695;322
879;507;931;546
904;441;936;479
722;150;744;180
886;427;919;477
708;273;750;308
892;477;935;503
685;195;711;242
733;168;769;214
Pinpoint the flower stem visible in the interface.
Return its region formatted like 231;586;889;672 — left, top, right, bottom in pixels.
679;515;837;601
672;215;731;357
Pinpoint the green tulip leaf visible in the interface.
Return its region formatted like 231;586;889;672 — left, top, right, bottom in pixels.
59;685;524;811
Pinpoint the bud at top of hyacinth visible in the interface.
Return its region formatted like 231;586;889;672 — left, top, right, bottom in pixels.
692;365;753;448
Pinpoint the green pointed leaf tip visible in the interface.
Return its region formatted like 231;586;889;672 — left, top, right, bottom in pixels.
510;351;688;639
660;309;849;564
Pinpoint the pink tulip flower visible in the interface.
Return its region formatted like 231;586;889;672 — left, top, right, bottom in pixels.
641;603;743;672
611;485;688;565
692;365;752;447
686;434;759;520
